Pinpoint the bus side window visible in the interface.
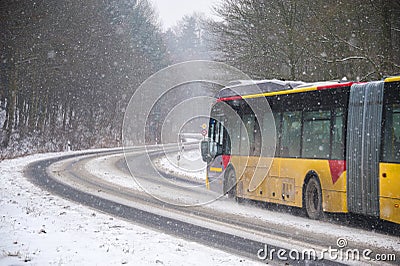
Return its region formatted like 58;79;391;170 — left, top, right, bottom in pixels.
281;111;302;158
394;108;400;162
241;114;261;156
261;111;280;157
216;120;223;155
226;116;241;155
273;112;282;157
222;126;231;155
331;108;345;160
253;119;261;156
209;119;216;142
383;104;400;163
302;110;331;159
209;118;227;156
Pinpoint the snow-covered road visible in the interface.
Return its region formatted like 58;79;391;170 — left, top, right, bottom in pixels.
0;151;255;265
1;148;399;265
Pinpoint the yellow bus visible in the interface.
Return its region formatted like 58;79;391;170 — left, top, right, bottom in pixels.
201;76;400;224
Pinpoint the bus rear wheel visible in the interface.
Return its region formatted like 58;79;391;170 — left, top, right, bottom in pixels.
304;176;323;220
224;168;236;199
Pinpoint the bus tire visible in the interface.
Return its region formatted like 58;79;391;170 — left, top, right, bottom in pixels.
224;168;236;199
303;175;323;220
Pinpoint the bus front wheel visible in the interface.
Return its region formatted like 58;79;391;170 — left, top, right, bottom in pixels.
304;176;323;220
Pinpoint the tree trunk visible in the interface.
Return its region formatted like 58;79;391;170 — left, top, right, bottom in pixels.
379;0;393;76
2;68;16;148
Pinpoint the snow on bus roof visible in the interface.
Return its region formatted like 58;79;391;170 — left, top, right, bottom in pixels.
295;80;352;89
217;79;354;99
224;79;287;87
217;79;305;98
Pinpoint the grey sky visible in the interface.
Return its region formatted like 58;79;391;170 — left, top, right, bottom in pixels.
150;0;221;30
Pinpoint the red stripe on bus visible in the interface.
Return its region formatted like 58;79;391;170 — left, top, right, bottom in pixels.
222;155;231;169
217;96;243;102
316;82;354;90
328;160;346;184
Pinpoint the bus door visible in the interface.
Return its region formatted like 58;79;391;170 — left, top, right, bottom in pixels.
346;81;384;217
207;116;231;193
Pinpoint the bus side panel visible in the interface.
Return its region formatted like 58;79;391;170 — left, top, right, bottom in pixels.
280;158;347;212
232;155;246;197
235;157;281;202
236;156;258;200
322;171;348;213
235;157;348;212
379;163;400;224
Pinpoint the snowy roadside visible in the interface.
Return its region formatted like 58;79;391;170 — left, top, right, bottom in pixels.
0;151;256;265
152;148;206;182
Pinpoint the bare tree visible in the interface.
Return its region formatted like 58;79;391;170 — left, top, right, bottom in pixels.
207;0;400;81
0;0;169;157
164;13;213;63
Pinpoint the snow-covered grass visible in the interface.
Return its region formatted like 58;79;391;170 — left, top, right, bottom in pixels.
0;151;257;265
153;148;206;182
85;153;141;190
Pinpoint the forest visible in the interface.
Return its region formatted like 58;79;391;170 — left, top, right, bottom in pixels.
1;0;399;158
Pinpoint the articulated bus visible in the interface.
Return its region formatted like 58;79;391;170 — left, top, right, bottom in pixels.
201;76;400;224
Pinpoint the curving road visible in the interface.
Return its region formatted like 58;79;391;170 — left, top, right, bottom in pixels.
24;146;399;265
